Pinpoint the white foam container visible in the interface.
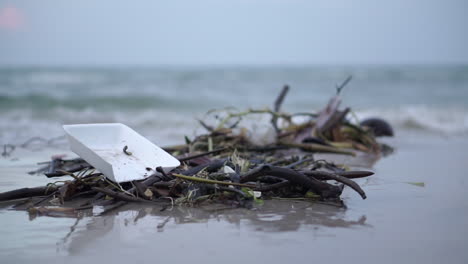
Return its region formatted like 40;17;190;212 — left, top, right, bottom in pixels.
63;123;180;183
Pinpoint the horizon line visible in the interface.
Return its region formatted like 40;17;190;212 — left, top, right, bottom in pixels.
0;62;467;69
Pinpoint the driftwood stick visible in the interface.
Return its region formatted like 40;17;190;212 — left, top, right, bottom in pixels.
92;187;142;203
302;170;366;199
336;170;374;179
92;171;171;207
274;85;290;113
240;165;342;199
179;159;227;176
173;174;256;188
92;187;160;203
0;185;60;202
30;190;59;207
271;85;289;134
336;75;352;95
126;171;166;196
45;164;91;178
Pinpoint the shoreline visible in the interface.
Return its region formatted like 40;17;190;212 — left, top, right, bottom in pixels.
0;131;467;262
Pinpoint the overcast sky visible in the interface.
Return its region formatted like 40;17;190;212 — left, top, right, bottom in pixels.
0;0;467;66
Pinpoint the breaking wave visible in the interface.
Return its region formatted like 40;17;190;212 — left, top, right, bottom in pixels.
1;105;467;147
2;66;468;146
0;108;201;146
356;105;468;136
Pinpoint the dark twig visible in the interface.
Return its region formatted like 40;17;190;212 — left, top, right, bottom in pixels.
285;157;315;169
92;187;162;203
20;137;47;148
178;147;229;163
29;190;59;208
302;170;366;199
274;85;290;113
179;159;227;176
198;119;215;132
0;185;60;202
240;165;342;199
336;75;352;95
336;170;374;179
156;166;172;180
2;144;16;158
271;85;290;134
126;171;166;195
45;164;92;178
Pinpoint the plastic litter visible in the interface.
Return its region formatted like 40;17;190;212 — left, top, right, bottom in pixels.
63;123;180;183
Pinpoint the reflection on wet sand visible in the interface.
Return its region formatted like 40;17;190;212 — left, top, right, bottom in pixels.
61;200;368;255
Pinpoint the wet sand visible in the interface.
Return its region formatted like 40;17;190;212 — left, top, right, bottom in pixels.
1;132;467;263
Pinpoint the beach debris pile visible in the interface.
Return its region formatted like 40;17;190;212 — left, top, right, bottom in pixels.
0;77;394;215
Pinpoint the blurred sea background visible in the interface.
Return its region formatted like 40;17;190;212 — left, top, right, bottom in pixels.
1;65;467;146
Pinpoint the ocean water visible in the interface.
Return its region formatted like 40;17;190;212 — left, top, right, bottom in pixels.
1;65;467;147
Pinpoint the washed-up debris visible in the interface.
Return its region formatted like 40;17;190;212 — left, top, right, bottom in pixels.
63;123;180;183
0;78;394;212
1;136;68;158
405;182;425;187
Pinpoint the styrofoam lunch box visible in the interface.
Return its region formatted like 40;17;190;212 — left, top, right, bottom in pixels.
63;123;180;183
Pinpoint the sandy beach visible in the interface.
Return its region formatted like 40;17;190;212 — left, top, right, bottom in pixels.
1;130;467;263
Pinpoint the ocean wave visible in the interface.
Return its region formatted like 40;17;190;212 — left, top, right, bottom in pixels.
1;105;467;147
355;106;468;135
0;108;202;146
0;93;202;111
